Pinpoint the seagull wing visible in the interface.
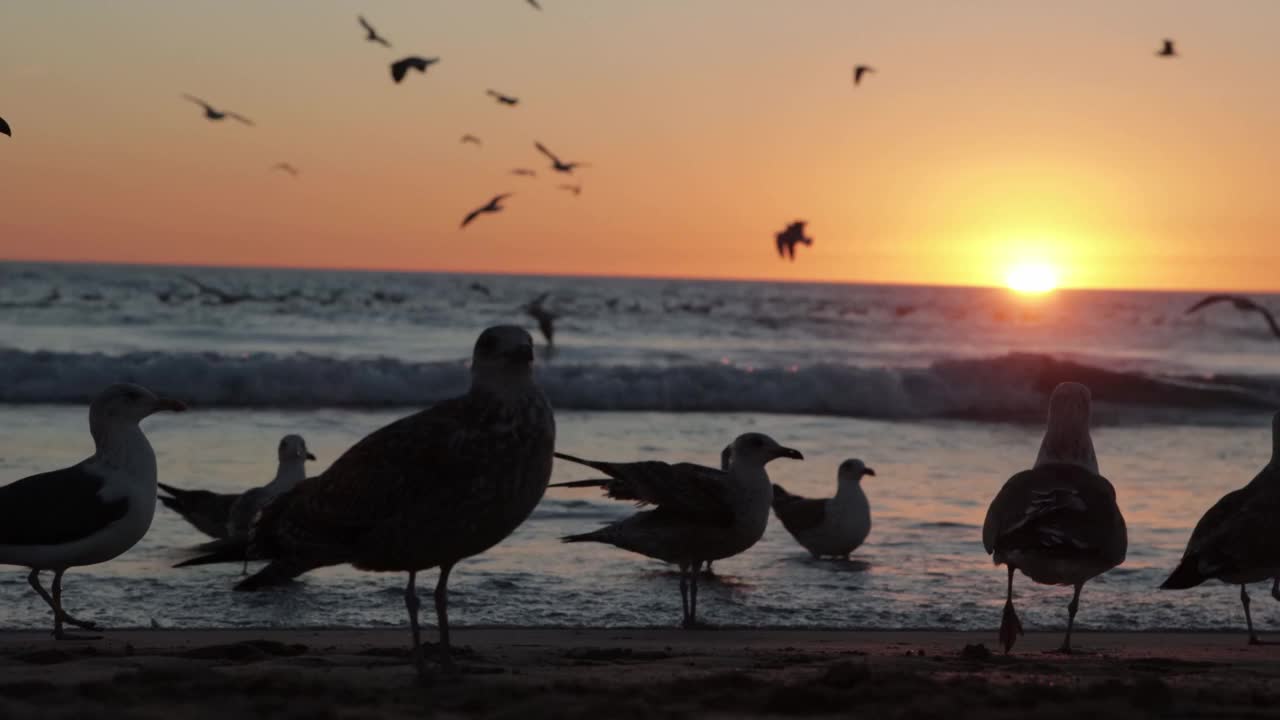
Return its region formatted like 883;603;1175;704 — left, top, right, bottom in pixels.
771;483;827;534
0;464;129;545
553;452;734;525
226;112;255;126
0;116;10;137
983;464;1125;560
1185;294;1240;314
359;15;375;34
1247;303;1280;338
182;94;214;111
535;142;561;164
461;207;485;228
528;0;542;9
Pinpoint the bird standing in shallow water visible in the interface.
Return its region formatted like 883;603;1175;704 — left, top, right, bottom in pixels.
983;382;1127;654
552;433;803;628
772;459;874;560
0;384;185;639
1161;413;1280;644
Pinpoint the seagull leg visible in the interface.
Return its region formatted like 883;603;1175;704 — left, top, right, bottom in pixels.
51;570;101;639
405;571;428;679
434;563;456;673
1056;582;1083;654
1243;585;1266;645
679;563;691;628
998;566;1023;654
690;561;701;626
27;569;58;636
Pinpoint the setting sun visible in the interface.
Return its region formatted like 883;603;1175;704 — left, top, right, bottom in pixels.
1005;262;1059;294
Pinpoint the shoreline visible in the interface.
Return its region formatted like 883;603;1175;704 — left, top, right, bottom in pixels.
3;629;1279;717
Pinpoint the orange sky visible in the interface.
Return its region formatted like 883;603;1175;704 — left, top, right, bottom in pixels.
2;1;1278;291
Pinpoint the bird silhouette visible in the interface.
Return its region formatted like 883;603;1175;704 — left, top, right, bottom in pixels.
181;95;254;125
461;134;483;146
390;56;438;83
0;116;10;137
486;89;520;106
775;221;813;261
271;163;299;177
523;292;557;353
535;142;589;174
527;0;542;9
558;184;582;196
511;169;538;177
1186;295;1279;340
853;65;875;85
461;194;512;229
1157;39;1177;57
359;15;391;47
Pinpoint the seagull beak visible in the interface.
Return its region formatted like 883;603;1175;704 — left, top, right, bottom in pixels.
776;447;804;461
305;452;317;461
863;467;876;477
155;397;188;413
505;344;535;364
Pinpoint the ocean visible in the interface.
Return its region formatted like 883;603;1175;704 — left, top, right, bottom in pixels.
1;262;1278;633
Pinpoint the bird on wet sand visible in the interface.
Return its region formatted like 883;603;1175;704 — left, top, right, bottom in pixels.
772;459;874;560
983;382;1127;654
461;193;512;229
1161;413;1280;644
552;433;803;628
391;56;439;84
535;141;589;174
853;65;875;85
0;384;186;639
359;15;391;47
174;326;554;679
487;89;520;106
182;95;253;125
1157;39;1177;57
1186;295;1279;340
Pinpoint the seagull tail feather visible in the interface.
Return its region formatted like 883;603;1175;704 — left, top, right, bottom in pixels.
561;529;606;544
553;451;610;471
771;483;800;510
173;544;245;568
234;560;311;591
1160;558;1207;590
548;478;609;489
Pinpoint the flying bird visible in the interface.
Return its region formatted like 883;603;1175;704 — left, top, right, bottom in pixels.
461;134;482;146
391;56;438;84
182;95;254;125
772;459;875;560
775;220;813;261
359;15;391;47
486;89;520;106
535;141;589;174
1157;39;1177;57
510;168;538;177
853;65;875;85
1162;413;1280;644
983;382;1127;654
0;116;10;137
552;434;803;628
527;0;542;9
522;292;557;352
0;384;186;639
558;184;582;196
271;163;299;177
461;193;512;228
1185;295;1280;340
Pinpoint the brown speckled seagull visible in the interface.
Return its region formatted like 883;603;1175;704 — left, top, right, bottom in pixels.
983;382;1127;654
1161;412;1280;644
179;326;554;678
551;433;802;627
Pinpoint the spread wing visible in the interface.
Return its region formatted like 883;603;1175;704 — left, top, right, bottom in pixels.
772;484;825;534
226;113;254;126
158;484;239;539
1186;294;1240;314
535;142;561;164
554;453;733;526
181;94;212;111
0;464;128;545
0;116;10;137
461;207;484;228
983;463;1126;562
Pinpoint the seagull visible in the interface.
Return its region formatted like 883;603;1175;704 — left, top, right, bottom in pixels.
461;134;483;146
510;168;538;177
522;292;557;352
174;326;554;678
1161;413;1280;644
558;184;582;196
461;193;512;229
1186;295;1280;340
527;0;542;9
391;56;439;84
181;95;254;126
0;384;186;639
359;15;391;47
486;89;520;106
0;116;10;137
983;382;1127;654
775;220;813;261
1157;39;1177;57
535;141;589;174
772;459;875;560
853;65;875;85
271;163;299;177
552;433;803;627
162;435;314;551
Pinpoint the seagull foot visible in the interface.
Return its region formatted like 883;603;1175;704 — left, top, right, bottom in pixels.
54;630;103;642
998;600;1023;654
59;614;102;632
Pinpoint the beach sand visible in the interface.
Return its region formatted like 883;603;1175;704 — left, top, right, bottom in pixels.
2;628;1279;717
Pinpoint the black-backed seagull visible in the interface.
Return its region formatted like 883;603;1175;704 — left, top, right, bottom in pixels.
983;382;1127;654
0;384;185;639
551;433;802;628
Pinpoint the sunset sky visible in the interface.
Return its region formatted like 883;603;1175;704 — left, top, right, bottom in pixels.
2;1;1278;290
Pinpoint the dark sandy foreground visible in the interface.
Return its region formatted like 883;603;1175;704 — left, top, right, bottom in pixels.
3;628;1280;718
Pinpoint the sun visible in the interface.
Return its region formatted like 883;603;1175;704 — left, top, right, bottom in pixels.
1005;262;1058;294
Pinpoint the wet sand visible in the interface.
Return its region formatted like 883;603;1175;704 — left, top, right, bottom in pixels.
2;628;1279;718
